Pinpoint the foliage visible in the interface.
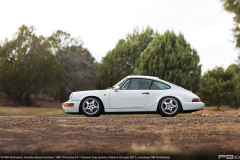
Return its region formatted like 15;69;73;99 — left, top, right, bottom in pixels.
222;0;240;48
0;25;64;106
197;66;237;109
226;64;240;108
95;51;116;89
48;30;97;101
134;31;201;92
96;27;155;89
221;1;240;108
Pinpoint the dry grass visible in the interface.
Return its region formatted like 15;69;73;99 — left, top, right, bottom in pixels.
0;106;79;117
130;128;183;155
0;105;239;117
204;106;240;112
0;107;194;117
0;94;79;116
0;106;197;117
192;106;240;117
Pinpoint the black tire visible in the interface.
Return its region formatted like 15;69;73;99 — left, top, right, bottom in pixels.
80;97;102;117
158;97;180;117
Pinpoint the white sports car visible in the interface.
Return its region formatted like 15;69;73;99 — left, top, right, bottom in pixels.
62;75;204;117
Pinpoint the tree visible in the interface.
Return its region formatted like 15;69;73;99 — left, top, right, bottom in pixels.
95;51;116;89
96;27;155;89
0;25;64;106
48;30;97;101
226;64;240;108
197;67;236;110
222;0;240;48
134;31;201;92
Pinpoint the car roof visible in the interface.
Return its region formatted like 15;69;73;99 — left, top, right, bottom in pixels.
127;75;160;81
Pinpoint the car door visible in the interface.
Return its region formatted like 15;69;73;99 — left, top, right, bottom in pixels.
144;80;172;108
109;78;152;108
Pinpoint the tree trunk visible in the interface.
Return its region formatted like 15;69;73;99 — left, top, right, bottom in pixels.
217;105;220;110
7;94;22;106
12;97;22;106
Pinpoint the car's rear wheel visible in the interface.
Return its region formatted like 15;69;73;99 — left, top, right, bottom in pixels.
158;97;180;117
80;97;102;117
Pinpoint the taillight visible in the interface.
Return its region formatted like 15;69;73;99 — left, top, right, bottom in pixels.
192;98;201;102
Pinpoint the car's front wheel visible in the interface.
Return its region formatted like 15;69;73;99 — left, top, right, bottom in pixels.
80;97;102;117
158;97;180;117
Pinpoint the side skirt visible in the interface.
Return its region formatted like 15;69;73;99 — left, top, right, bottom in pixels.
103;111;158;114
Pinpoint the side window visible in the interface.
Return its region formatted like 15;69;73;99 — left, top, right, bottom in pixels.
151;81;171;90
120;80;130;90
128;79;151;90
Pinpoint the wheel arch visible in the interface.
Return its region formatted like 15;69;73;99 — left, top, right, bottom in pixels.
79;96;105;114
157;96;183;113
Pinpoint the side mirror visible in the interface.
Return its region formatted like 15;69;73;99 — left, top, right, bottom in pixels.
114;86;120;92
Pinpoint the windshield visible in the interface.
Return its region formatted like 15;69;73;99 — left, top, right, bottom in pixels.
112;77;128;88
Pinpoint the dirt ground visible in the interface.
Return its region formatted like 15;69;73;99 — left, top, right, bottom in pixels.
192;109;240;117
0;116;240;159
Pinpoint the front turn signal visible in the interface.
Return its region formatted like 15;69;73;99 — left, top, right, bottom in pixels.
63;103;74;107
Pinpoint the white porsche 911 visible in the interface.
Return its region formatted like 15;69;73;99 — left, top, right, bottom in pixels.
62;75;204;117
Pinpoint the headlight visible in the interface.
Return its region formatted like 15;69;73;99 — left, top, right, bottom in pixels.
69;93;73;100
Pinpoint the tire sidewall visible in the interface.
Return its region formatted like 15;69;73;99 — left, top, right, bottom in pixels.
158;97;180;117
80;97;102;117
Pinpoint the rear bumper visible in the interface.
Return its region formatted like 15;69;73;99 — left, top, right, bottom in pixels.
181;102;205;111
62;101;81;113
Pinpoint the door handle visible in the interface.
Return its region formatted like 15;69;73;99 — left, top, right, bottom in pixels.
142;92;149;94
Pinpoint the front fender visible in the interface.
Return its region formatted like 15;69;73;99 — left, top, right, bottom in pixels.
71;90;110;109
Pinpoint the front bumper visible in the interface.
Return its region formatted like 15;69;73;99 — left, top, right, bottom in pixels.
181;102;205;111
62;100;81;113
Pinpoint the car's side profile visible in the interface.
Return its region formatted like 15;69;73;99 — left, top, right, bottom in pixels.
62;75;204;117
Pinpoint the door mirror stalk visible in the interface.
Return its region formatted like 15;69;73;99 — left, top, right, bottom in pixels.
114;86;120;92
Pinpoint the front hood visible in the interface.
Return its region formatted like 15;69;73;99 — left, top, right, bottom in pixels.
73;89;108;94
70;89;109;101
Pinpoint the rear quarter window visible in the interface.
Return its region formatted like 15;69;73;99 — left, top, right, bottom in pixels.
151;81;171;90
